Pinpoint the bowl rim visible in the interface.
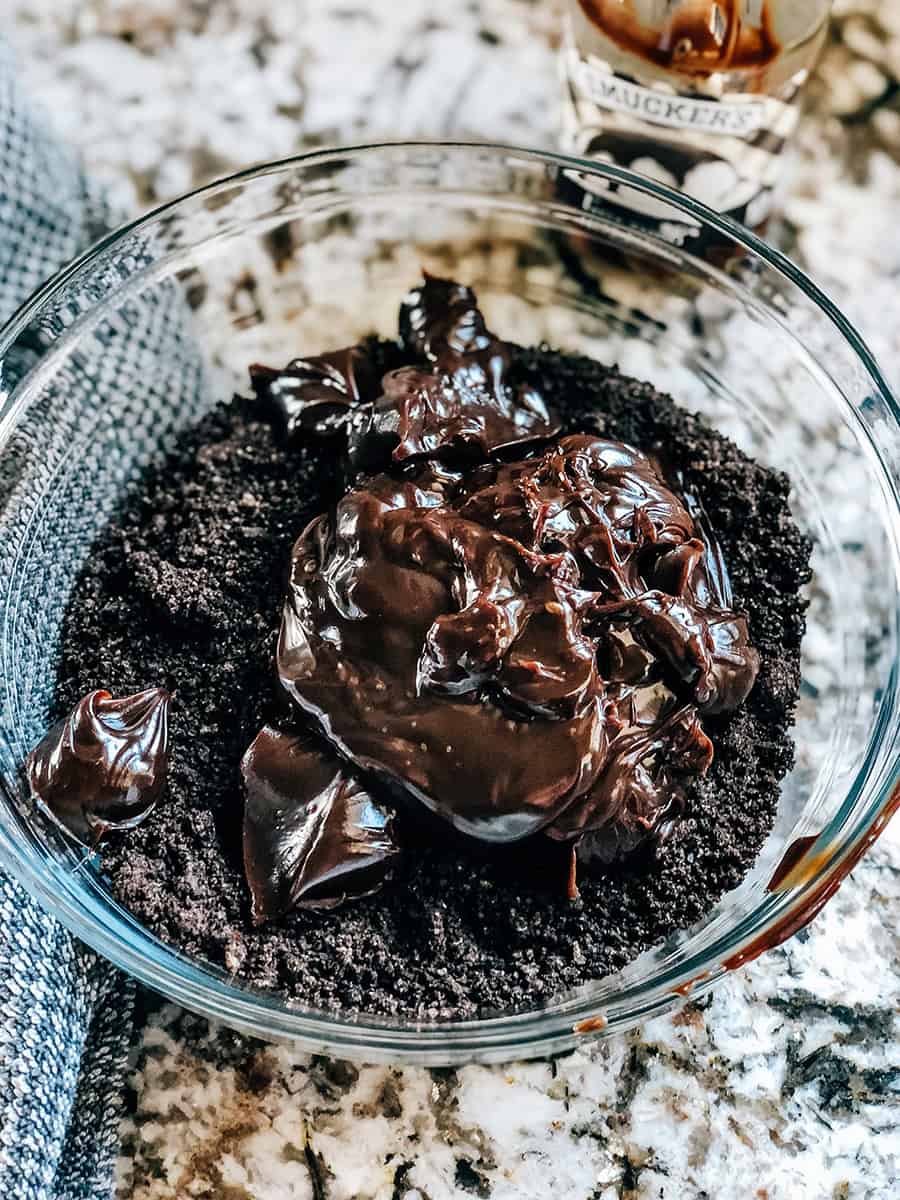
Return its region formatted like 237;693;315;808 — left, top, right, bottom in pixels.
1;140;898;1063
0;140;895;416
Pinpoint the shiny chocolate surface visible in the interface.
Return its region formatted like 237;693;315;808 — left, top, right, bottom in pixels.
26;687;170;843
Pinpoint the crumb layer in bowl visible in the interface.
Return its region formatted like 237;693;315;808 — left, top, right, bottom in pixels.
55;338;810;1019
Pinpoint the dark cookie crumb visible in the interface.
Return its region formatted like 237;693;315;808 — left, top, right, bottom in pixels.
54;341;810;1019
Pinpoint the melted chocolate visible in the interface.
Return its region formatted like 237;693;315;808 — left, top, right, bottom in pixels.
236;275;761;910
249;346;378;441
249;278;558;472
26;687;170;843
577;0;781;76
277;430;756;863
241;724;401;924
351;276;560;466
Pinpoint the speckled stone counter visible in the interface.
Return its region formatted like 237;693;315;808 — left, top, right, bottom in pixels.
9;3;900;1197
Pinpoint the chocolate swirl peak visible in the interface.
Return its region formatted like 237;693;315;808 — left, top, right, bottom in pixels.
249;346;378;441
375;274;561;460
26;687;170;843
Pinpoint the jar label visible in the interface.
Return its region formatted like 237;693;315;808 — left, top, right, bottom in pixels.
577;62;771;137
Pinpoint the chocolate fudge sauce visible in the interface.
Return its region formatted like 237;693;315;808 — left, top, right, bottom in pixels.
278;431;757;861
241;725;400;924
26;687;170;843
251;274;559;466
576;0;780;76
262;276;759;907
250;345;378;441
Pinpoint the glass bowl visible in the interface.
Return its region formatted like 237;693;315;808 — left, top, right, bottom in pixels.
1;143;898;1066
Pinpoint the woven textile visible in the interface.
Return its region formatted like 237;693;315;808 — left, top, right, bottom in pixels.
0;40;199;1200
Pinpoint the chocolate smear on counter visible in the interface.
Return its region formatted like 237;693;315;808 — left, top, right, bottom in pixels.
241;725;401;923
26;687;170;843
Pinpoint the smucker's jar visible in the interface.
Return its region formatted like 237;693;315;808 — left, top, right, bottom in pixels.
561;1;830;254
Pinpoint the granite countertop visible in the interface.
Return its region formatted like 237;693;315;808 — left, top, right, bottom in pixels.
9;3;900;1197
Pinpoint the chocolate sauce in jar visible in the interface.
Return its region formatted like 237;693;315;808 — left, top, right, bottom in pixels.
576;0;781;77
271;277;758;888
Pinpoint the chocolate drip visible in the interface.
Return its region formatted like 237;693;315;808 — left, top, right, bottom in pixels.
26;687;170;843
725;780;900;972
241;725;401;924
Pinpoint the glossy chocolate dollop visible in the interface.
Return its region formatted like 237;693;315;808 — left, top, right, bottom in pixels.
277;432;757;858
250;345;378;440
26;687;170;843
349;275;560;466
241;724;401;924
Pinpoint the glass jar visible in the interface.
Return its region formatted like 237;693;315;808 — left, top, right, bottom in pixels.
562;1;831;250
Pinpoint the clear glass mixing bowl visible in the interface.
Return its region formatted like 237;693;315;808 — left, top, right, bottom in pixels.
0;143;898;1065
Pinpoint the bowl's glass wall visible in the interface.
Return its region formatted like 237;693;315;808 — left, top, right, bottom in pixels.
0;145;898;1063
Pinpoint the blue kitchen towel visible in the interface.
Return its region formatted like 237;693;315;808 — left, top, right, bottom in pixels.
0;41;136;1200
